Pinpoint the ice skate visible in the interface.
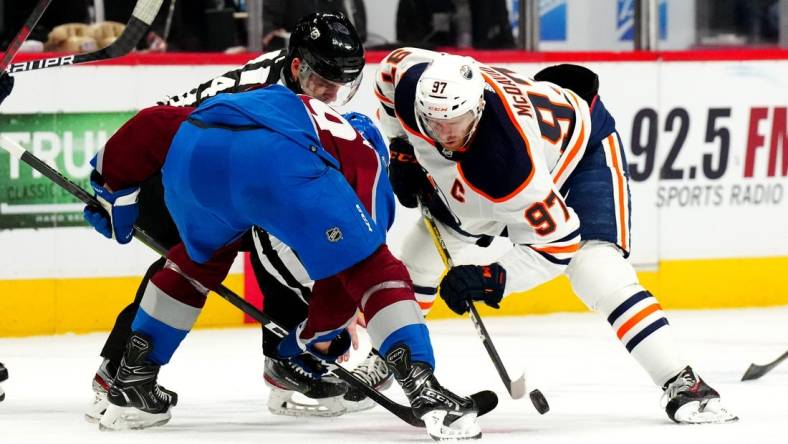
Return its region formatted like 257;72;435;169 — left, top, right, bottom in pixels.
662;366;738;424
84;358;116;423
343;350;394;413
0;362;7;402
386;344;488;441
98;333;178;431
264;355;348;417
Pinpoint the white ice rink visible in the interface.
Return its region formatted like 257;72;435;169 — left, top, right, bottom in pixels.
1;307;787;444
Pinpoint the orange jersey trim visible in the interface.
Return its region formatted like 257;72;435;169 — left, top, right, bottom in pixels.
552;114;586;183
532;243;580;254
417;300;434;310
374;87;394;105
457;73;536;203
607;134;629;252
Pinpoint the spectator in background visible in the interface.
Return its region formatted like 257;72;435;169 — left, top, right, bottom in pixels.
396;0;457;48
469;0;514;49
106;0;241;52
1;0;90;50
733;0;780;44
395;0;514;49
262;0;366;50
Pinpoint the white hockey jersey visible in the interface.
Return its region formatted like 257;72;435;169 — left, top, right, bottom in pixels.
375;48;593;294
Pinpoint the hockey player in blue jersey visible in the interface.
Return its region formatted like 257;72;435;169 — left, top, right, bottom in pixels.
86;13;391;420
93;84;493;440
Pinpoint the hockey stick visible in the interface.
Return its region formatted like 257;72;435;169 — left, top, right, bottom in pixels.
418;198;550;412
0;0;53;72
741;350;788;381
5;0;163;74
0;134;425;428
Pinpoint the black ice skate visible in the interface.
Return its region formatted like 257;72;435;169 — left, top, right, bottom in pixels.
343;350;394;412
385;344;484;441
84;358;116;423
98;333;178;431
0;361;7;402
264;355;348;417
662;366;738;424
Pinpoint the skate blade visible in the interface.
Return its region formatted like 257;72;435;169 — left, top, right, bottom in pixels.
342;397;375;413
84;391;109;423
85;412;103;424
422;410;481;441
267;389;346;418
98;404;172;431
674;399;739;424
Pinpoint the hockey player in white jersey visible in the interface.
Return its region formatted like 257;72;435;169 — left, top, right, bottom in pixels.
373;47;737;424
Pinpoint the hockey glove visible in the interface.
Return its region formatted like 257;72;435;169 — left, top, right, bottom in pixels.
388;137;431;208
440;263;507;315
277;321;352;365
83;172;140;244
0;73;13;106
343;111;388;160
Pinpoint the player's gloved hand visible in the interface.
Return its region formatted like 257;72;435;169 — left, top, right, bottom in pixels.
0;72;14;105
83;172;140;244
343;111;387;158
440;263;507;315
277;320;352;365
388;137;431;208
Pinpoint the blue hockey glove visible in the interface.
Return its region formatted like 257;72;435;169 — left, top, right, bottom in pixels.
0;73;14;106
83;175;140;244
440;263;507;315
277;321;352;365
343;111;388;161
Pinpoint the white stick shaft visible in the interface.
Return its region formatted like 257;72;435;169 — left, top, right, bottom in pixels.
133;0;164;25
0;134;27;160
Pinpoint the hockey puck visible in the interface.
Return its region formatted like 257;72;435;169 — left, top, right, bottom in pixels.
529;389;549;414
470;390;498;417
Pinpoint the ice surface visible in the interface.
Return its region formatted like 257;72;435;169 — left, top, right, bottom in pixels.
1;307;786;443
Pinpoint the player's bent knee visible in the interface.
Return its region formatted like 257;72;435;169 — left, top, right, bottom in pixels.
566;240;640;311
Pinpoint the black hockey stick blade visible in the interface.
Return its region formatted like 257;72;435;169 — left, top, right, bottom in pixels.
0;134;428;428
741;350;788;381
0;0;52;72
6;0;163;74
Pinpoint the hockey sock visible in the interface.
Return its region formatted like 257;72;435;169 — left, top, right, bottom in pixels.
598;285;686;386
130;242;238;365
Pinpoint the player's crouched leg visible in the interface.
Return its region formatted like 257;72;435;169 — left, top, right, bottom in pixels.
99;333;178;431
100;242;237;430
332;246;496;440
566;241;737;424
